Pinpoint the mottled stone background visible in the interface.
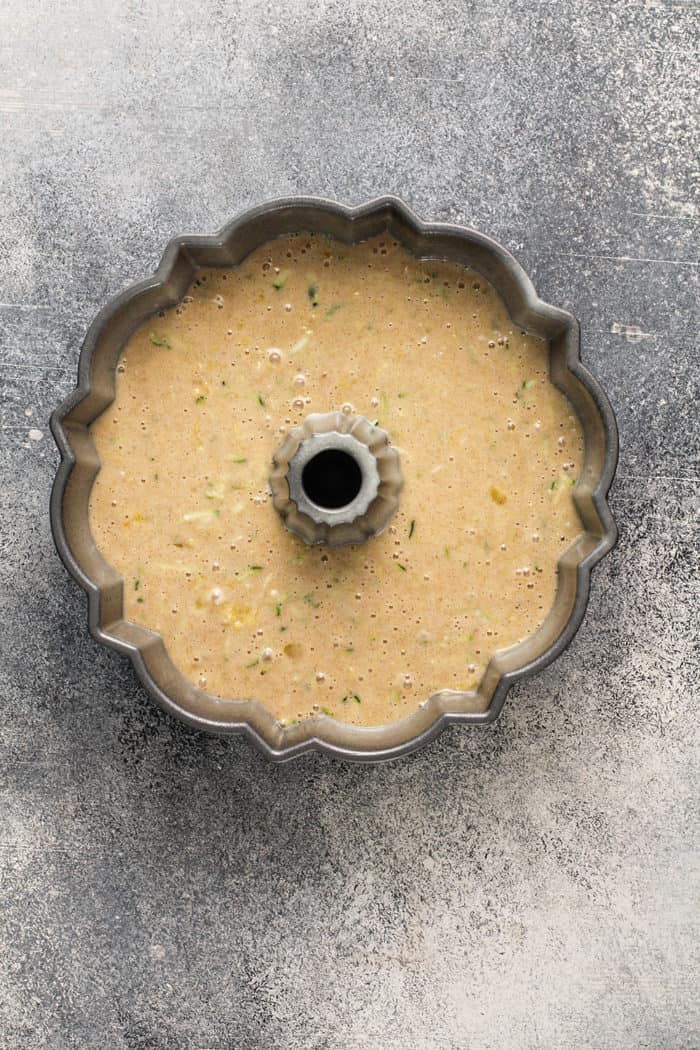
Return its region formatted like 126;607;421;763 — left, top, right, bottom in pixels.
1;1;698;1047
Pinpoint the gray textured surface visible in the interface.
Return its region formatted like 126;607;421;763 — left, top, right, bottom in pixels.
1;1;698;1047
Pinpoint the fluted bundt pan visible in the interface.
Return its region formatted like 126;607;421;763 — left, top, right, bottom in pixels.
50;197;618;762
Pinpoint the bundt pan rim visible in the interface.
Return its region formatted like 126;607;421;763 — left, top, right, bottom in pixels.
50;195;618;763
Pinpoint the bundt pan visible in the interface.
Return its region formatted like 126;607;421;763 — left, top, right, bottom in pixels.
50;197;618;762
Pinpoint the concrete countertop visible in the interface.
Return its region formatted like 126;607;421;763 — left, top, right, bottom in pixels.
1;2;697;1047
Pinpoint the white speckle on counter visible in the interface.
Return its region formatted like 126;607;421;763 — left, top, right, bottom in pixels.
28;428;43;441
610;322;652;343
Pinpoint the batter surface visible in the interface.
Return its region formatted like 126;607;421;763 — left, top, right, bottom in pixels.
89;234;584;726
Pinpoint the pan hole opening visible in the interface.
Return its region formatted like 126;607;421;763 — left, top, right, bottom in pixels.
302;449;363;510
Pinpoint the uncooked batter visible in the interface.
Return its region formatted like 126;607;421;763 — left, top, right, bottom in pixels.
89;234;584;726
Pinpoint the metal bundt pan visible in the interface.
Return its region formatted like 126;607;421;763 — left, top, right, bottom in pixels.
50;197;618;762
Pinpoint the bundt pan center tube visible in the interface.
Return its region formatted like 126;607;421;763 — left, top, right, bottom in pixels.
270;411;403;546
50;196;618;762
